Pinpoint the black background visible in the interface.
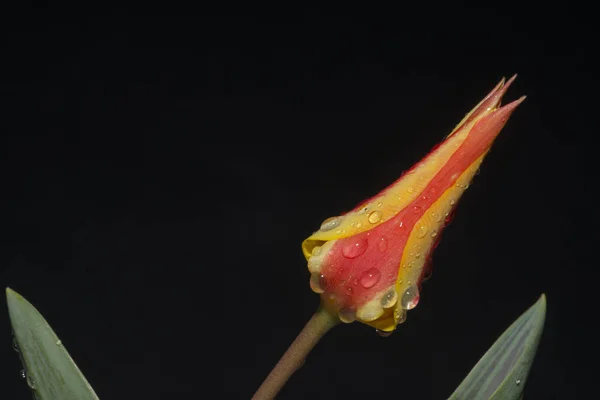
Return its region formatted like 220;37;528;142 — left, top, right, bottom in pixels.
1;5;598;399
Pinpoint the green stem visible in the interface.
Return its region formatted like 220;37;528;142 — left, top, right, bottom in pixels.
252;304;340;400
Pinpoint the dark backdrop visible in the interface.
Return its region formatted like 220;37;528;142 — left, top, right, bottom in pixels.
1;5;597;399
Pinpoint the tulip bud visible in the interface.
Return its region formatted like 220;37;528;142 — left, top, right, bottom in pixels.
302;76;525;333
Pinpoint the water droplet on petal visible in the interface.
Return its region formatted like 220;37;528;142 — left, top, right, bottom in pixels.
381;288;398;308
56;340;62;346
416;224;428;238
450;199;455;205
397;311;407;324
357;302;384;321
377;236;388;252
359;268;381;288
20;369;26;379
516;379;521;385
431;230;438;238
345;286;354;295
415;252;421;258
12;337;19;353
407;186;414;193
412;205;422;214
309;273;327;293
432;212;442;222
368;210;382;224
320;216;342;231
401;285;420;310
311;246;322;256
307;256;321;273
377;202;383;208
376;329;393;337
342;238;368;259
338;308;356;323
356;221;363;228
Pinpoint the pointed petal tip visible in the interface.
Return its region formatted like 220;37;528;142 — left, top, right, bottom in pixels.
506;73;518;86
501;95;527;112
494;75;518;102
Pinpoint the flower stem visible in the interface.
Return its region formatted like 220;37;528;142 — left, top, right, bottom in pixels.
252;304;340;400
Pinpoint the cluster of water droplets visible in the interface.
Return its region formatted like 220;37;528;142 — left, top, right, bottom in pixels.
12;335;36;390
312;197;437;337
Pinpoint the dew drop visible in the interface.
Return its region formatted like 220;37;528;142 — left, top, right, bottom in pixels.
56;339;62;346
368;210;383;224
416;224;428;238
377;202;383;208
431;230;438;238
307;256;321;273
311;246;322;256
359;268;381;289
12;337;19;353
407;186;414;193
356;221;363;228
320;216;341;231
398;221;404;228
397;311;407;324
401;285;420;310
516;379;521;386
377;236;388;252
432;212;442;222
342;238;368;259
412;205;422;214
346;286;354;295
26;374;36;389
309;273;327;293
20;369;26;379
415;252;421;258
338;308;356;323
449;199;455;205
357;302;384;321
381;288;398;308
335;229;342;234
376;329;393;337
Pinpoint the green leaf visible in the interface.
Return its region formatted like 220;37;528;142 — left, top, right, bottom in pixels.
448;294;546;400
6;287;100;400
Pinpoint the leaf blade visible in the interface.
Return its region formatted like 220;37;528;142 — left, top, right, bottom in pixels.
6;287;100;400
448;294;546;400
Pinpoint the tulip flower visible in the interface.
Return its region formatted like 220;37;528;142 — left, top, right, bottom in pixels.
253;76;524;400
302;75;525;334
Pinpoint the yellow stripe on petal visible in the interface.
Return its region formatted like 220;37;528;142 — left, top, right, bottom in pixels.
392;153;487;326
